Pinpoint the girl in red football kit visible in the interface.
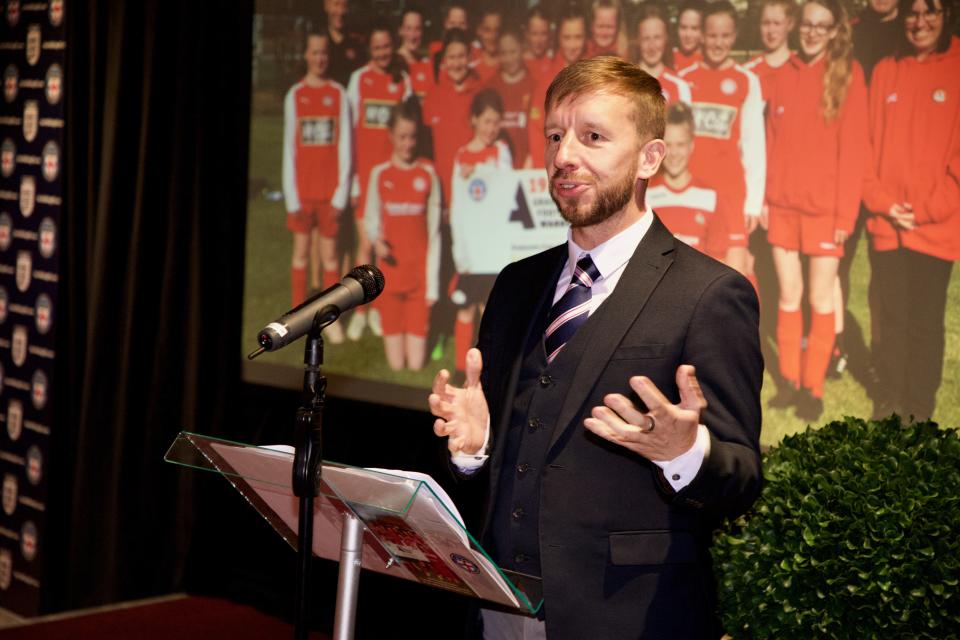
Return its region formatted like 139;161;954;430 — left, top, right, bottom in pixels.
633;4;692;105
450;89;511;374
364;100;441;371
346;22;412;340
764;0;869;420
863;0;960;421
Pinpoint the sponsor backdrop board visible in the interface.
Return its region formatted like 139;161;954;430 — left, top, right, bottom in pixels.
0;0;65;617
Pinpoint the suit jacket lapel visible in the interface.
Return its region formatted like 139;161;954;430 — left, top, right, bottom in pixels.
548;216;677;451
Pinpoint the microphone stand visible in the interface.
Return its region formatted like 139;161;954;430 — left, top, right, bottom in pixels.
291;306;336;640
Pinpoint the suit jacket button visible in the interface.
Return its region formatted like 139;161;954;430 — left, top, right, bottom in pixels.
526;417;542;431
539;374;552;387
517;463;531;475
511;507;525;520
514;553;528;563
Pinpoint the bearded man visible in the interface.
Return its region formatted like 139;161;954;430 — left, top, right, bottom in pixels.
429;56;763;640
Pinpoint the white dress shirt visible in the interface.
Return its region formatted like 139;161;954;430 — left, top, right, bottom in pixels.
452;210;709;491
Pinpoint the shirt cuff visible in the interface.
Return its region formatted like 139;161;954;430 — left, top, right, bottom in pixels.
450;418;491;474
652;424;711;491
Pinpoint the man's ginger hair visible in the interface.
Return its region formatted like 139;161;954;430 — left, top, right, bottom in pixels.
545;55;665;140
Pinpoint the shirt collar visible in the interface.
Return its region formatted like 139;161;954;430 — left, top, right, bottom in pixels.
565;209;654;280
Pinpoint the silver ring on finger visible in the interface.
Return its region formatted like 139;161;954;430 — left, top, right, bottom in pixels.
644;414;656;433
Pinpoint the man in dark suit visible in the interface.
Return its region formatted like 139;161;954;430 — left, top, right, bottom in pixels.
429;56;763;640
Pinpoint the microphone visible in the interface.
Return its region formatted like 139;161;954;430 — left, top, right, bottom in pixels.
251;265;384;356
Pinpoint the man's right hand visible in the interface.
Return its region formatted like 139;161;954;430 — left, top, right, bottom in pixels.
429;348;489;455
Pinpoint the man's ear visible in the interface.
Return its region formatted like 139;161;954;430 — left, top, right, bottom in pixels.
636;138;666;180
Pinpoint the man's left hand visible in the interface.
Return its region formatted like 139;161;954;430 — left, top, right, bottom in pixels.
584;365;706;461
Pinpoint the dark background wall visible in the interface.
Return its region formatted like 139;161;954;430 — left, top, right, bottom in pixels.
38;0;482;635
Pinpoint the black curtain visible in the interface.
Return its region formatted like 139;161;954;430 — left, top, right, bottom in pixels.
46;0;253;611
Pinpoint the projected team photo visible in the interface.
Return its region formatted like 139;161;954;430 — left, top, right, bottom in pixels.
242;0;960;446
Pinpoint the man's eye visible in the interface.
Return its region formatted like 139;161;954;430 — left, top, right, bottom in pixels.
589;132;602;142
548;133;561;142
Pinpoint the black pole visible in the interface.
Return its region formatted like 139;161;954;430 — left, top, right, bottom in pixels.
291;316;328;640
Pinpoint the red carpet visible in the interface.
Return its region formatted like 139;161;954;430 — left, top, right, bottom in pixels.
0;595;331;640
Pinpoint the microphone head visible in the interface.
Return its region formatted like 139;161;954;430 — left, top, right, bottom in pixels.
348;264;385;303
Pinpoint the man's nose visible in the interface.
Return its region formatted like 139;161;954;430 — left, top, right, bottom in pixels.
552;132;579;170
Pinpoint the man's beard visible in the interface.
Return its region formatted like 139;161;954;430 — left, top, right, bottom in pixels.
550;161;638;228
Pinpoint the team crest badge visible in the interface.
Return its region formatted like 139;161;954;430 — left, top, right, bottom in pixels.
721;78;737;95
696;213;706;225
7;398;23;441
20;174;35;217
31;369;47;409
25;24;41;67
449;553;480;574
0;549;10;591
26;445;42;485
22;99;38;142
15;251;31;292
16;251;33;291
413;176;427;192
1;138;15;177
0;287;8;324
4;65;17;103
933;89;946;103
42;140;59;182
468;178;487;202
39;217;56;258
6;0;19;27
0;214;13;251
388;83;398;94
2;474;17;516
49;0;64;26
45;63;62;104
20;521;37;561
322;96;333;107
35;293;51;334
11;324;27;367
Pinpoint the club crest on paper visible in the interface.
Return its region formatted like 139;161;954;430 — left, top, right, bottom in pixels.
0;215;11;252
15;250;31;292
11;324;27;367
49;0;64;27
7;398;23;441
2;474;17;516
6;0;19;27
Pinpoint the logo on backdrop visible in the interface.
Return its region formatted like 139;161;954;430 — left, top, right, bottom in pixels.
19;175;34;218
2;473;17;516
41;141;59;182
30;369;46;410
5;0;19;27
26;445;42;485
11;324;27;367
20;521;36;561
15;250;30;292
38;217;55;258
469;178;487;202
0;214;11;250
1;138;15;177
6;398;22;441
45;64;62;105
34;293;51;334
4;65;17;103
22;99;38;143
0;549;10;590
25;25;41;67
0;286;7;324
49;0;64;27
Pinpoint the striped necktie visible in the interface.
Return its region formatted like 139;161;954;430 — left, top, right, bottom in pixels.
544;254;601;363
